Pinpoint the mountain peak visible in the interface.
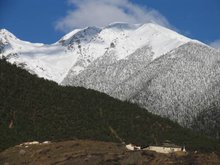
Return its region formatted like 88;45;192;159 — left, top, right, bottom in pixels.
0;28;12;34
104;22;142;30
0;29;17;41
59;26;101;45
0;22;196;83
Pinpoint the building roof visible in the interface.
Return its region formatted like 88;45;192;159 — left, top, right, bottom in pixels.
162;143;181;148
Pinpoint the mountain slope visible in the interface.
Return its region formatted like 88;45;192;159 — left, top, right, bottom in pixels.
114;42;220;133
1;140;220;165
0;23;191;83
0;29;76;82
1;23;220;139
1;59;220;153
62;45;154;93
63;41;220;138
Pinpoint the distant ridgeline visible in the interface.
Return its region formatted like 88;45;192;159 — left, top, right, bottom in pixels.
0;59;220;153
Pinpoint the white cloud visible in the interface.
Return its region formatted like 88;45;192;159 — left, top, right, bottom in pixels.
210;39;220;50
55;0;171;32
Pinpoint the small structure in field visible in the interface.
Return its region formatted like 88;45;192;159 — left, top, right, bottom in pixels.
20;141;40;146
42;141;51;144
126;143;141;151
18;141;52;148
143;141;186;154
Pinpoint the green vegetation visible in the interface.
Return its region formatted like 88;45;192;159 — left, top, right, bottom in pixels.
0;59;220;153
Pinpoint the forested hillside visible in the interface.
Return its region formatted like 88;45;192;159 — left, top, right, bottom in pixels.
0;59;219;153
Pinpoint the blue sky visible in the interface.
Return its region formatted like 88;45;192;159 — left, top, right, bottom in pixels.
0;0;220;48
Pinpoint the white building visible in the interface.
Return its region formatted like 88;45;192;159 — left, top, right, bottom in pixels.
144;141;186;154
126;144;141;151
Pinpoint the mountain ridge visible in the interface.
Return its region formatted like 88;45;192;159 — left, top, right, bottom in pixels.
0;22;194;83
1;59;220;153
1;23;220;138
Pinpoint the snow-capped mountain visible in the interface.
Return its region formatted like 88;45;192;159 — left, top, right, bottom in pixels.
0;23;191;83
1;23;220;138
0;29;79;82
114;42;220;125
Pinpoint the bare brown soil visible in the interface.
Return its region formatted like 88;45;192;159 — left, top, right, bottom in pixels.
0;140;220;165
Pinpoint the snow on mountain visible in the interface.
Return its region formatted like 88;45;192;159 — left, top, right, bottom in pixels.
0;29;77;82
1;23;220;138
0;23;192;83
127;42;220;138
61;22;193;81
61;22;195;94
63;40;220;138
60;23;220;139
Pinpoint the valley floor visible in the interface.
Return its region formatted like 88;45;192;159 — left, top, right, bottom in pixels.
0;140;220;165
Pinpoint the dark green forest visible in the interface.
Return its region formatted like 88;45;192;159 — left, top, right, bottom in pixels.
0;59;219;153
